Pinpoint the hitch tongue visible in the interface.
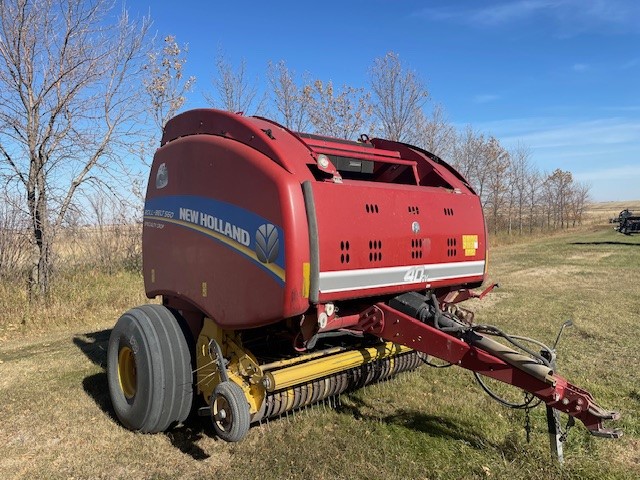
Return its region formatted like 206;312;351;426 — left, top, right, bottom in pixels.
585;406;623;439
553;382;623;440
364;299;623;459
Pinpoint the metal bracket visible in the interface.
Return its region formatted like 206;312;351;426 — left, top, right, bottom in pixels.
552;320;573;350
542;320;575;464
546;406;565;464
208;338;230;383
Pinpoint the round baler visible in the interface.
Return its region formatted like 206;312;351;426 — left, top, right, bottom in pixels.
107;109;620;452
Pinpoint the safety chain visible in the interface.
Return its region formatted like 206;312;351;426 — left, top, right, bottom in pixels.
523;392;534;443
524;404;532;443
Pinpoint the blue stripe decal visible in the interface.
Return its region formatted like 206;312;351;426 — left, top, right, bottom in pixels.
144;195;285;284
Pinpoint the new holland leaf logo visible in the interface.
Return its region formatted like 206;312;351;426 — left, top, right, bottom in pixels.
255;224;279;264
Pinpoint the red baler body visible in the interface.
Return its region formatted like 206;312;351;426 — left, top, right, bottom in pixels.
143;109;485;328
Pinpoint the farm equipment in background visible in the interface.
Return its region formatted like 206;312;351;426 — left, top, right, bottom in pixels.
106;109;621;462
612;209;640;234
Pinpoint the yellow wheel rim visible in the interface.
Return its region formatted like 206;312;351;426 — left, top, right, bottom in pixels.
118;346;137;399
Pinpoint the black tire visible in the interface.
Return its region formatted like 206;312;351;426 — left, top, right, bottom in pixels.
107;304;193;433
211;381;250;442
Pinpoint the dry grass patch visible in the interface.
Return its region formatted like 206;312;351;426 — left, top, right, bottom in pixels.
0;269;149;342
584;200;640;220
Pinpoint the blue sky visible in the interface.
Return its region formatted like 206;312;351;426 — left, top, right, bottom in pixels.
128;0;640;201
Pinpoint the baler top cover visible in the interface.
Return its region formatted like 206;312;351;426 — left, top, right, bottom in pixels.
143;109;486;329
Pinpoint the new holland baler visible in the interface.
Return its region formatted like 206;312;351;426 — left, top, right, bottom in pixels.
107;108;620;453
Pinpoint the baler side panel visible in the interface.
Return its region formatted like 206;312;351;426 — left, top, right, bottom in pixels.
143;135;310;328
309;181;486;302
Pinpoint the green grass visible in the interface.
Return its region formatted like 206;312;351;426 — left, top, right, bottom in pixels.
0;225;638;479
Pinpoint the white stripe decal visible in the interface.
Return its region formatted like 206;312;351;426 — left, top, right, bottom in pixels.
318;261;485;293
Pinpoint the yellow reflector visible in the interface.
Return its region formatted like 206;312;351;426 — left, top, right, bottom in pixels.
302;262;310;298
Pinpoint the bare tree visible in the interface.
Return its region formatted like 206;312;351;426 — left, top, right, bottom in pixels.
412;103;456;159
267;60;309;132
568;181;591;227
0;193;29;278
452;127;499;205
0;0;151;297
451;125;484;188
508;142;533;234
526;168;542;234
483;137;510;235
545;169;574;229
144;35;195;131
369;52;429;142
206;50;266;115
303;80;372;140
84;191;142;273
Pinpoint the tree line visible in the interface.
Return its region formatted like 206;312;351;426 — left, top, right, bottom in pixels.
0;0;589;297
210;53;591;239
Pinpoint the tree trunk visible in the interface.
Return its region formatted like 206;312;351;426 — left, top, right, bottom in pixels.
27;158;52;299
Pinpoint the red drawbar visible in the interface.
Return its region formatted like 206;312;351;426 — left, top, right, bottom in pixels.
355;302;621;438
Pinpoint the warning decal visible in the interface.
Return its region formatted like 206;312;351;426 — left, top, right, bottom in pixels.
462;235;479;257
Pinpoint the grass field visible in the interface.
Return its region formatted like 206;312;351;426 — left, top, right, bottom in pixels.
0;223;638;479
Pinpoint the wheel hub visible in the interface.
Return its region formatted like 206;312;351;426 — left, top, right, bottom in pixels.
213;396;232;431
117;346;137;399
